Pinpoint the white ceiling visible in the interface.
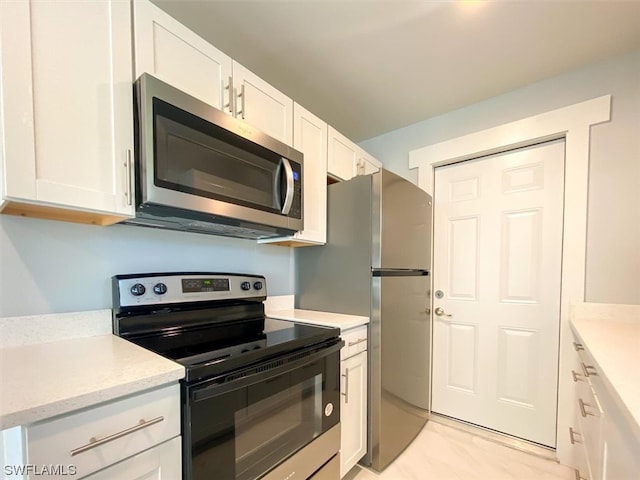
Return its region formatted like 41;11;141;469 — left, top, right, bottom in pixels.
153;0;640;142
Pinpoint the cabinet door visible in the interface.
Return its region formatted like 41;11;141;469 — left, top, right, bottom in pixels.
233;61;293;145
602;415;640;480
82;437;182;480
357;150;382;176
340;351;367;478
26;384;180;479
260;103;327;246
0;0;134;222
327;127;357;181
133;0;232;112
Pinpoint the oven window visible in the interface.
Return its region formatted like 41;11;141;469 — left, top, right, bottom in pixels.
234;374;322;480
188;351;339;480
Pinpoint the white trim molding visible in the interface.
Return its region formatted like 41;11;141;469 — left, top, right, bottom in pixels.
409;95;611;466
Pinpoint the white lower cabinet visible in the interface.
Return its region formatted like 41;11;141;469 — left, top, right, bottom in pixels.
340;325;368;478
23;384;181;480
569;332;640;480
82;437;181;480
569;341;604;480
602;411;640;480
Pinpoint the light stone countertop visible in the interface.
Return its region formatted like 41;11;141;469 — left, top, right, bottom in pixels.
267;308;369;332
0;334;184;430
569;303;640;437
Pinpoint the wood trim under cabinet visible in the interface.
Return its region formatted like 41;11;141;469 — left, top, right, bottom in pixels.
262;239;324;248
1;200;128;226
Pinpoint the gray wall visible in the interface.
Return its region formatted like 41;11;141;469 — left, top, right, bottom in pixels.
0;215;293;317
360;49;640;305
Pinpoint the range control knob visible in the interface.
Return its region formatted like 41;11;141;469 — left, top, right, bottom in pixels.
240;281;251;291
130;283;146;296
253;281;263;290
153;283;167;295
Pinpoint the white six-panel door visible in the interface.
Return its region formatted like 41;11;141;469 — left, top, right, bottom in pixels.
431;140;565;447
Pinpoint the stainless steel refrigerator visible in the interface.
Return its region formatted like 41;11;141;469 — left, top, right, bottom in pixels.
296;169;432;471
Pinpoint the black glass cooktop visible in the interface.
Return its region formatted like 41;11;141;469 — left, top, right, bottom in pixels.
182;319;340;382
122;317;340;383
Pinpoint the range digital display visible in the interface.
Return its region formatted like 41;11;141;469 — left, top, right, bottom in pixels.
182;278;230;293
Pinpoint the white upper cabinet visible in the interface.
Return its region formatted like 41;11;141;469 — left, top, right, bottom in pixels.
357;150;382;176
260;103;327;246
328;127;358;181
0;0;134;224
133;0;292;145
133;0;233;113
328;127;382;181
231;61;293;146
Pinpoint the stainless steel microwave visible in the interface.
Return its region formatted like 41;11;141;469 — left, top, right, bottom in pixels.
126;73;303;239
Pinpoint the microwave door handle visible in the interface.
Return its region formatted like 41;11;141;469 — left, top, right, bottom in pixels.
274;159;284;211
280;158;295;215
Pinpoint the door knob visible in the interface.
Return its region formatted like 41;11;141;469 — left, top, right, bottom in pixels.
434;307;452;317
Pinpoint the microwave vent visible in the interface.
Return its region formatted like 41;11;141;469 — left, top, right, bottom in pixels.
122;203;293;240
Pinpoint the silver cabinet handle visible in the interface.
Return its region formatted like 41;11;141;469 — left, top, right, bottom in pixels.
578;398;595;418
581;362;597;377
569;427;582;444
434;307;451;317
348;338;367;347
236;83;245;119
571;370;586;382
124;149;133;206
224;76;234;115
573;342;584;351
341;368;350;404
70;416;164;456
575;468;587;480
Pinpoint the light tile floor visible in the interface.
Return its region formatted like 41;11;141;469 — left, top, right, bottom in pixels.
344;421;574;480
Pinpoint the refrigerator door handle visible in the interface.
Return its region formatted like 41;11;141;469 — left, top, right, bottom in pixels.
371;268;429;277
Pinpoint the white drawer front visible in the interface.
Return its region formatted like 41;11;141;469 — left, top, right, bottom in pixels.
569;407;593;480
574;369;604;480
82;436;182;480
26;384;180;479
341;325;368;360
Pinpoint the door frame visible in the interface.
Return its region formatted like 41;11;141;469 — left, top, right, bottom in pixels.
408;95;611;465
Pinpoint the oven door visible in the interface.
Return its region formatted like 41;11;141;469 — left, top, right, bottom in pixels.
184;340;342;480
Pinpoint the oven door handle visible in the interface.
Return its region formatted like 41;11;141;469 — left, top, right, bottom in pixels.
191;340;343;403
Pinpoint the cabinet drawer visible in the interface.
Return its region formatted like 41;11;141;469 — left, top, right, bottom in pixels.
569;412;591;480
26;384;180;479
573;339;599;382
573;365;604;480
82;437;182;480
341;325;368;359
